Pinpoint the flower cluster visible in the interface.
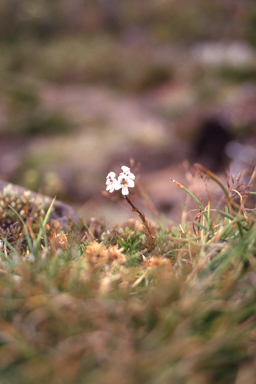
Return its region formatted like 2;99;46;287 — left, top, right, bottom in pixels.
106;166;135;196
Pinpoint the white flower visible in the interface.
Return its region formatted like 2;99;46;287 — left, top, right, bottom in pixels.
121;166;135;180
115;173;135;196
106;166;135;195
106;172;117;193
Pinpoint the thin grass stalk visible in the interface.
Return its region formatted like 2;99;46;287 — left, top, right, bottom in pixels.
171;179;213;232
34;197;56;253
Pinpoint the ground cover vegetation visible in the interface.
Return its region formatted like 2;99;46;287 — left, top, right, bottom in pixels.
0;164;256;383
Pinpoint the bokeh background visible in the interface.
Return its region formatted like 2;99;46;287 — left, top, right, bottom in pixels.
1;0;256;224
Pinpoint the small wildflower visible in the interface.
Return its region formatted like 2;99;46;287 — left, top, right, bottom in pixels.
106;172;117;193
115;173;135;196
105;165;155;250
105;167;135;196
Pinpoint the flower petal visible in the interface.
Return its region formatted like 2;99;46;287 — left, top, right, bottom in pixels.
122;186;129;195
106;171;116;180
106;184;115;193
127;179;135;188
115;181;122;190
121;166;130;173
120;166;135;180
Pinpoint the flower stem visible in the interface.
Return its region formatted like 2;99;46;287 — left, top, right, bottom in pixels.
125;195;155;249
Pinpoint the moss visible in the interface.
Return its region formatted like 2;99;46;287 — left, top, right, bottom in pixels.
0;184;51;224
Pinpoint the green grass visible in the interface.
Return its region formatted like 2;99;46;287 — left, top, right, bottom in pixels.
0;167;256;383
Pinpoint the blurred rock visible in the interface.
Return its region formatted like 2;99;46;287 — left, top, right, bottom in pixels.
194;117;234;172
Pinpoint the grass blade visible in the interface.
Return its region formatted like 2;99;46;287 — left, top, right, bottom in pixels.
34;197;56;252
171;179;210;226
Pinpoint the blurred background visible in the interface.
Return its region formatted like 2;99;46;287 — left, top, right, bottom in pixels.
0;0;256;224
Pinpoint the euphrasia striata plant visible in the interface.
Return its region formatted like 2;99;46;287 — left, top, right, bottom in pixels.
106;166;155;249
